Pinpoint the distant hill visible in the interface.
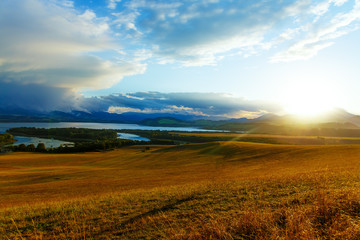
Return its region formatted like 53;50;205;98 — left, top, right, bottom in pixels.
203;108;360;137
0;109;217;123
139;117;232;128
257;108;360;126
1;108;360;135
140;117;192;127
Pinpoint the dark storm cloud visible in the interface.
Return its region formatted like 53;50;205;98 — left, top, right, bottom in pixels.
0;82;82;112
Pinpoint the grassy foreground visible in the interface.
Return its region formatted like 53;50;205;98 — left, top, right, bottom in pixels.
1;142;360;239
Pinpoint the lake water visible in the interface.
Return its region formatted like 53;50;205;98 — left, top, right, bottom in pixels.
0;122;212;147
0;122;210;133
117;133;150;142
12;136;73;148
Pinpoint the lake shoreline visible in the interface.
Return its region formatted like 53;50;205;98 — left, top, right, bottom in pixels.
1;122;217;147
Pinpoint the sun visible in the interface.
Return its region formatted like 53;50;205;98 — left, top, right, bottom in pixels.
281;81;336;118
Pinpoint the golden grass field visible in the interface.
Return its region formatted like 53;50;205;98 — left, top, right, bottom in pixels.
2;141;360;239
170;131;360;145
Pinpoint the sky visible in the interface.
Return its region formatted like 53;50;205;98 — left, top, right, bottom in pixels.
0;0;360;119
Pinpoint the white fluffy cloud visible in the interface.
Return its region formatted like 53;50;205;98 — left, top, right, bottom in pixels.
272;0;360;62
108;0;122;9
114;0;288;65
109;0;360;65
0;0;145;89
108;105;209;116
2;0;358;90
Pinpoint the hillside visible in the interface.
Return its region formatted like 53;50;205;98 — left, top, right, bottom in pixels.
139;117;247;128
207;121;360;137
140;117;193;127
0;133;14;145
139;109;360;135
2;142;360;238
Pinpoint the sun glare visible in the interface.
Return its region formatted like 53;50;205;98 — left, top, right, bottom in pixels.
281;81;336;118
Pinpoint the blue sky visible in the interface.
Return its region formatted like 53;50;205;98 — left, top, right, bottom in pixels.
1;0;360;118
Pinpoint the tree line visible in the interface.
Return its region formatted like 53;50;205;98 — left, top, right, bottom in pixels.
5;139;144;153
2;127;178;153
7;127;119;142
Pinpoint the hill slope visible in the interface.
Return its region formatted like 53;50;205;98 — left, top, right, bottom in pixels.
2;142;360;239
2;142;360;206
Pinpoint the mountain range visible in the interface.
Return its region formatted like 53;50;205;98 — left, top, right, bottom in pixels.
0;107;359;130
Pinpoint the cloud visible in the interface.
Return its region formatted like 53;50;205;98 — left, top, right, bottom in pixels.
56;0;74;8
80;92;282;119
271;42;335;62
0;86;281;118
108;105;208;116
114;0;297;65
2;0;358;119
2;0;358;91
0;0;145;89
271;0;360;62
108;0;360;66
332;0;349;6
0;82;82;112
108;0;122;9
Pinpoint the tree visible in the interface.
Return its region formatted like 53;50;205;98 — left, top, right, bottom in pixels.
26;144;36;152
0;133;14;145
18;144;27;152
36;143;46;152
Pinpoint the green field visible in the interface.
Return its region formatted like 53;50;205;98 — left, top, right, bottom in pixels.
2;142;360;239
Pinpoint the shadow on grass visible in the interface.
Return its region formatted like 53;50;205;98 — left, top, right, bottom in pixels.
118;195;196;228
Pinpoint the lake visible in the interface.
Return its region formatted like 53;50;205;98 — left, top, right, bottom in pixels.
12;136;73;148
0;122;211;133
117;133;150;142
0;122;213;147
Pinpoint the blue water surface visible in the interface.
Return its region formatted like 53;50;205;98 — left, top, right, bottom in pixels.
0;122;215;146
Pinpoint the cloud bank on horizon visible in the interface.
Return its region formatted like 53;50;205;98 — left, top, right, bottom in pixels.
0;82;280;119
83;92;282;119
0;0;359;117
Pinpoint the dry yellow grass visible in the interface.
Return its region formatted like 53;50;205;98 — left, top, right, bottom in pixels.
170;131;360;144
1;142;360;239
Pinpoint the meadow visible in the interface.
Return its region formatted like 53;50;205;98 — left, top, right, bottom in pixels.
169;131;360;145
121;129;360;145
1;141;360;239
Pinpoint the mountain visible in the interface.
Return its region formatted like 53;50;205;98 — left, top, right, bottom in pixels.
0;109;219;124
251;113;282;123
1;107;359;131
348;115;360;127
140;117;192;127
139;117;237;128
250;108;360;127
206;109;360;136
